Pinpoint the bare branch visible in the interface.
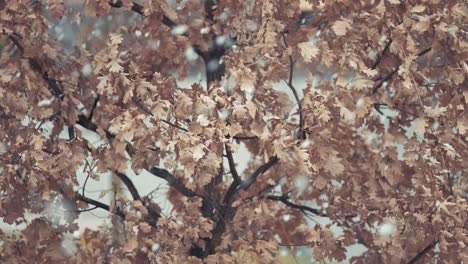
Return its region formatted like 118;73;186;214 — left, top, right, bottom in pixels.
372;46;432;94
267;194;326;217
0;114;15;119
149;167;201;197
241;156;279;191
371;38;392;69
225;144;241;184
114;171;141;201
76;192;125;219
114;171;162;224
282;33;305;139
407;240;438;264
372;67;399;94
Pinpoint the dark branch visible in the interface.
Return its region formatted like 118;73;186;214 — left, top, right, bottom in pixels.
372;46;432;94
241;156;279;191
114;171;162;223
0;114;15;119
372;67;399;94
282;33;305;139
204;0;217;22
407;240;438;264
88;95;100;121
114;171;141;201
267;195;325;217
76;193;125;219
149;167;201;197
225;144;241;184
371;38;392;69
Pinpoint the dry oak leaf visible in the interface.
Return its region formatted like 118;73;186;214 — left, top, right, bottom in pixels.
332;19;351;36
299;42;319;63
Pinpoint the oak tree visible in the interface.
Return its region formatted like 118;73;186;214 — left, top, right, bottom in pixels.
0;0;466;263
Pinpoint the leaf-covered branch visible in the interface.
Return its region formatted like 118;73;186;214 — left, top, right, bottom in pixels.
108;0;177;28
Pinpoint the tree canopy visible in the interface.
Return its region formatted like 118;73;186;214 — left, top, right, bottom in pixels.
0;0;466;263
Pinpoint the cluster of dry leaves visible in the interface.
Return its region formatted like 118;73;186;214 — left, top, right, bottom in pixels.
0;0;466;263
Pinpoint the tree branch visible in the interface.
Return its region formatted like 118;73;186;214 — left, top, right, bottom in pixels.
371;38;392;69
114;171;162;224
282;33;305;139
76;192;125;219
114;171;141;201
372;46;432;94
267;194;326;217
108;0;177;28
407;240;438;264
241;156;279;191
225;144;241;184
149;167;201;197
372;66;399;94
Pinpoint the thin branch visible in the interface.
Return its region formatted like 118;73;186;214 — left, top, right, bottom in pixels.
267;195;325;217
372;46;432;94
372;66;399;94
373;103;419;118
161;119;189;132
371;38;392;69
232;135;258;140
282;33;304;139
132;97;189;132
0;114;15;119
76;193;125;219
225;144;241;184
149;167;201;197
88;94;100;121
407;240;438;264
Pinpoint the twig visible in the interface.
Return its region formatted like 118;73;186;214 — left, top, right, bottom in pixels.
281;33;304;139
372;66;399;94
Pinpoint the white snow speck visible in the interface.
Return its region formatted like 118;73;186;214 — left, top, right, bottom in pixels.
378;221;396;237
81;63;92;76
172;25;188;35
207;59;220;72
215;35;226;46
200;27;210;34
185;47;199;61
